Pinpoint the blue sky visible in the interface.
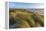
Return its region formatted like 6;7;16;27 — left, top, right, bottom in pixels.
9;2;44;9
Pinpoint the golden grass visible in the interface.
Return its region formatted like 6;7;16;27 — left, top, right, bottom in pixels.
9;9;44;28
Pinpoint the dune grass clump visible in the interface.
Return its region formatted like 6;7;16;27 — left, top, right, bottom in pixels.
9;9;44;28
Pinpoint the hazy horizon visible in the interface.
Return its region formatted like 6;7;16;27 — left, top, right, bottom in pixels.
9;2;44;9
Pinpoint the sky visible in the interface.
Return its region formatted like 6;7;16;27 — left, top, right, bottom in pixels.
9;2;44;9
